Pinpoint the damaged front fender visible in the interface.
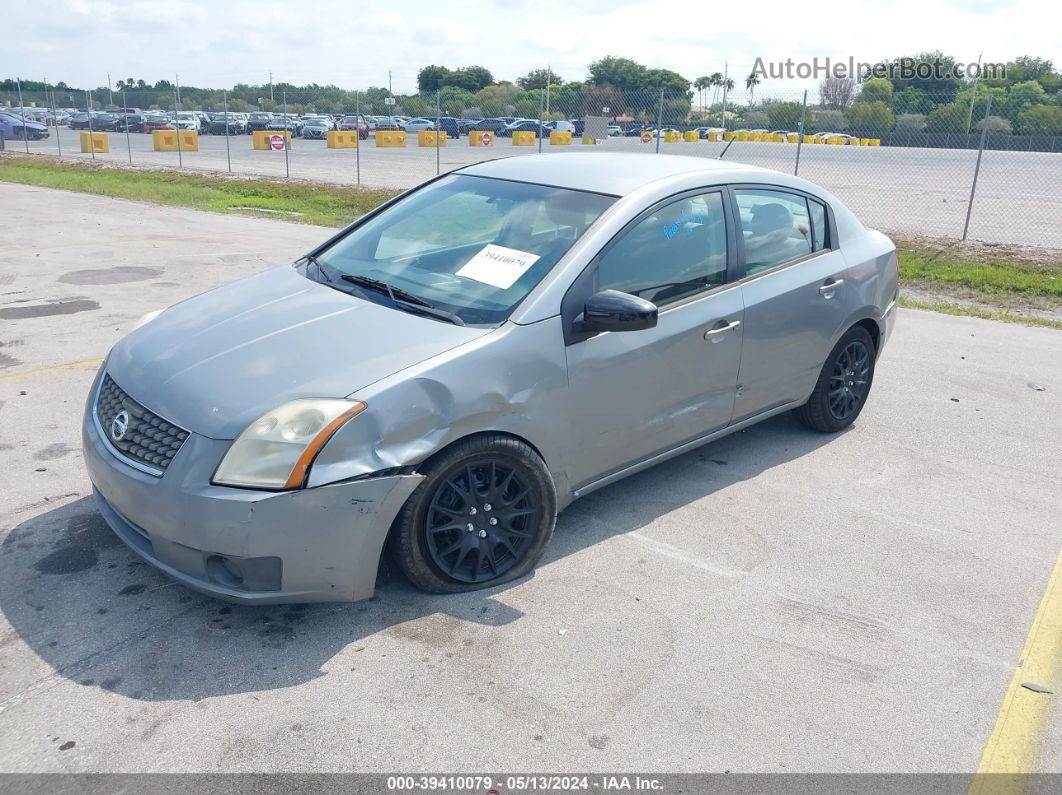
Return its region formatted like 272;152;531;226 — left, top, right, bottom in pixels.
307;317;573;503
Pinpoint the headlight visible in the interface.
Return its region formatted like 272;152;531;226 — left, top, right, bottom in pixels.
212;399;366;490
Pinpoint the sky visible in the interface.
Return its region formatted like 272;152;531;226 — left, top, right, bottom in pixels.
5;0;1060;96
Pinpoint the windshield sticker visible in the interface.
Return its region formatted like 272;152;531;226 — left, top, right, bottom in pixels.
456;244;541;290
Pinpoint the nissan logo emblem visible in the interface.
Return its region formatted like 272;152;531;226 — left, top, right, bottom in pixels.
110;409;130;442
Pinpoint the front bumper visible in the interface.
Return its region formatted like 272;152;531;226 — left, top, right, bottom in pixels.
880;296;898;357
82;379;423;604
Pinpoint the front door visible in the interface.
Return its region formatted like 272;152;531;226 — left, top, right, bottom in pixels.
565;189;744;490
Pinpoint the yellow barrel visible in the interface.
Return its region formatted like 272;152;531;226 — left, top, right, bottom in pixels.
375;130;407;147
79;132;109;153
683;131;700;142
511;131;536;146
152;129;179;151
469;130;494;146
770;133;785;143
581;135;598;145
327;130;359;148
867;138;880;146
549;130;573;145
252;130;292;150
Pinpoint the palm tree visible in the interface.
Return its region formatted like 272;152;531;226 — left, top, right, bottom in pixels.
694;76;710;111
708;72;723;108
746;71;761;105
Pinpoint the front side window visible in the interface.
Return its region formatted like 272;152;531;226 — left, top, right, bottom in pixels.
734;189;814;274
595;192;728;307
315;174;615;325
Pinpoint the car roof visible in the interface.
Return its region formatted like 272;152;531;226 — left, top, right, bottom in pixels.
459;153;774;196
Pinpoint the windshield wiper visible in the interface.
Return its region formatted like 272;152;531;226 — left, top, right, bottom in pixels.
339;274;465;326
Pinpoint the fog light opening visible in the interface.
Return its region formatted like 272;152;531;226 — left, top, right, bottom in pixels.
205;555;244;588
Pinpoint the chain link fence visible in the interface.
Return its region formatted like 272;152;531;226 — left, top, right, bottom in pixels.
2;82;1060;248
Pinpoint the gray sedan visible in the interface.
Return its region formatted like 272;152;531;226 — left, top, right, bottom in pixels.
301;116;333;139
83;153;898;604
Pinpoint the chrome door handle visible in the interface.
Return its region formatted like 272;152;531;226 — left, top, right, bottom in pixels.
819;278;844;297
704;320;741;339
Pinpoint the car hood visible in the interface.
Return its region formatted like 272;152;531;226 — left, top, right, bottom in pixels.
105;265;492;439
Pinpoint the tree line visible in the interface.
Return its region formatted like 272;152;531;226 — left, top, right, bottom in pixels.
2;53;1059;134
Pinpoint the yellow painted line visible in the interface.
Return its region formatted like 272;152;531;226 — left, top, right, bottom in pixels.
0;357;103;384
971;547;1062;790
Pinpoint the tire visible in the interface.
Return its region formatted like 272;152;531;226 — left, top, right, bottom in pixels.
794;325;876;433
389;434;557;594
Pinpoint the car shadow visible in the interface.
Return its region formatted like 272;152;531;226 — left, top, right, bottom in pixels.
1;414;838;703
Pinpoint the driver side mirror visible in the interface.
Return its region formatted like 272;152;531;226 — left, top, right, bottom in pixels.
576;289;658;334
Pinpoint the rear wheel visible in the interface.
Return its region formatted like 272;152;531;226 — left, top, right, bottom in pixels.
794;326;876;433
389;435;556;593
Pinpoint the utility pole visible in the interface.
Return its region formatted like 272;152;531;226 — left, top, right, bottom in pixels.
107;72;113;106
269;71;274;103
175;74;181;105
388;68;392;98
545;65;551;116
720;62;730;131
964;50;984;135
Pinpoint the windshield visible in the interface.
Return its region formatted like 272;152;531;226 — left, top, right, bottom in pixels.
312;174;615;325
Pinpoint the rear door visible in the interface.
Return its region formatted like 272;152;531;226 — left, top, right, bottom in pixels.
730;186;850;421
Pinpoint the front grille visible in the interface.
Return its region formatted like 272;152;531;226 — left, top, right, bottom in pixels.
95;374;189;474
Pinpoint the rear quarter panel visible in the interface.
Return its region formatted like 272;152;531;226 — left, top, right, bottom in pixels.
840;228;898;344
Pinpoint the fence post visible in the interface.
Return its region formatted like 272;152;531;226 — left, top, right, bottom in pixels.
538;88;544;153
655;89;663;153
355;91;361;186
174;83;183;169
962;93;992;241
223;90;231;173
16;78;29;153
122;89;132;165
85;90;95;161
794;89;807;176
47;80;62;157
282;89;290;179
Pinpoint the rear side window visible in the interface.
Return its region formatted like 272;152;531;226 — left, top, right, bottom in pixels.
808;198;828;251
595;191;728;307
734;189;814;274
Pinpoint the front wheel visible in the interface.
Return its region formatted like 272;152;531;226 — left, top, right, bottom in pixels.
389;434;557;593
794;326;876;433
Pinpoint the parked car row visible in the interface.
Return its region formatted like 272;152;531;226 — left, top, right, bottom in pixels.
0;110;50;140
